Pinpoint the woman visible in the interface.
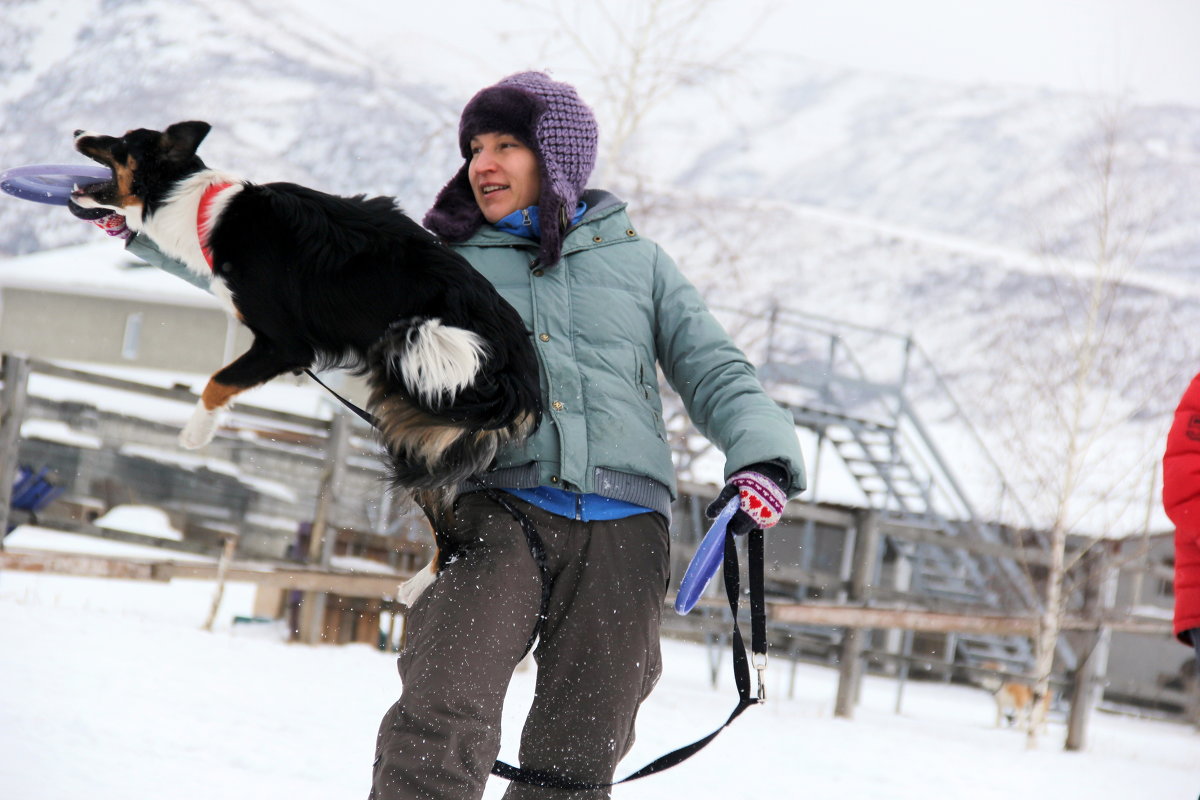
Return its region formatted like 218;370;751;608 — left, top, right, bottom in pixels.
368;71;804;800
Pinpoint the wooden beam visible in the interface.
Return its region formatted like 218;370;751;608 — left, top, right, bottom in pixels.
675;479;858;529
0;549;411;599
1058;616;1173;636
27;357;327;435
153;563;408;598
765;602;1172;637
0;550;162;581
768;603;1039;636
784;502;858;529
6;549;1170;636
881;518;1056;567
24;515;219;557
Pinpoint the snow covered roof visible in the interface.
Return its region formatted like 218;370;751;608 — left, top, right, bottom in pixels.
0;241;220;309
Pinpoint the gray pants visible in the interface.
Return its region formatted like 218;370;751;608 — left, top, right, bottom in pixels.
370;493;671;800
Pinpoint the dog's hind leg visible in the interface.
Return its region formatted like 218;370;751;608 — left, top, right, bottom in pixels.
397;556;439;608
180;336;300;449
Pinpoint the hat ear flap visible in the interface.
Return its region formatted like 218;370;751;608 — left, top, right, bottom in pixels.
423;163;485;242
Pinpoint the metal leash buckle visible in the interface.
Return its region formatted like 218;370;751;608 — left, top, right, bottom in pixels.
753;651;768;703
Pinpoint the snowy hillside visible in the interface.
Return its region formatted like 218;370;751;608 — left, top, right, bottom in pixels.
668;62;1200;278
2;0;1199;534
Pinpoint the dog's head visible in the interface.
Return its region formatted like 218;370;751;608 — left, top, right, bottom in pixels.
71;121;211;222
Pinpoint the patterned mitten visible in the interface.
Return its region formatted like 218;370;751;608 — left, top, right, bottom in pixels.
705;463;789;535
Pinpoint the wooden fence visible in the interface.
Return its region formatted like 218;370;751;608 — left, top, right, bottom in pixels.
0;352;1186;742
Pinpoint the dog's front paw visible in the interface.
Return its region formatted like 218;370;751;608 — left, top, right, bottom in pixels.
179;402;220;449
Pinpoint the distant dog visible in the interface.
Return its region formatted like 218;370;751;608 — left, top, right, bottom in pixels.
979;662;1051;730
70;121;540;527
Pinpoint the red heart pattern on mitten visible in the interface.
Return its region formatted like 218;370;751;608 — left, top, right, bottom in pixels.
730;470;787;529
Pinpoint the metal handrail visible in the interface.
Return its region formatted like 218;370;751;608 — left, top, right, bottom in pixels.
710;303;1037;531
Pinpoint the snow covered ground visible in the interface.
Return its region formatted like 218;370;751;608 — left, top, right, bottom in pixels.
0;545;1195;799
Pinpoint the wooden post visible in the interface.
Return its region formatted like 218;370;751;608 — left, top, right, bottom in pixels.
203;532;239;632
894;629;915;714
1065;542;1118;750
884;551;912;676
298;412;352;645
835;509;879;718
0;354;31;549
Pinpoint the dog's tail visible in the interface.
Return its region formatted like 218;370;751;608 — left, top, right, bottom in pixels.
366;316;538;518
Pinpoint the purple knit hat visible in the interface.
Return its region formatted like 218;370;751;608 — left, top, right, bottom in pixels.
423;71;599;266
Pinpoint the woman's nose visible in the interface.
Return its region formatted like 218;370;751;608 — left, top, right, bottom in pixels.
473;150;497;172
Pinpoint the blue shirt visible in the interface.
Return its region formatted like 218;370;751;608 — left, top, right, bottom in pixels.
496;202;652;522
504;486;652;521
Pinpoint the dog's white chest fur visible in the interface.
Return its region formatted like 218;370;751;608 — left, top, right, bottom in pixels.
208;279;239;317
138;171;245;289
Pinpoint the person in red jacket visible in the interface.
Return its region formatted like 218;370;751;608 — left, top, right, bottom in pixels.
1163;371;1200;669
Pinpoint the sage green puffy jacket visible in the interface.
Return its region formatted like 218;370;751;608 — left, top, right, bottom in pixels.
451;190;805;504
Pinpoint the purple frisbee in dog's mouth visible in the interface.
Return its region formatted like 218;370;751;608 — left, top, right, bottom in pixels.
0;164;113;206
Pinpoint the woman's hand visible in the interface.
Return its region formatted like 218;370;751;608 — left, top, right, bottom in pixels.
705;463;789;534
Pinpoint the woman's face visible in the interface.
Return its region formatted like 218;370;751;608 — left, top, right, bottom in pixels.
468;132;542;223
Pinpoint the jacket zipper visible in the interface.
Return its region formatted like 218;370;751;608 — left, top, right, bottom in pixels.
575;492;583;521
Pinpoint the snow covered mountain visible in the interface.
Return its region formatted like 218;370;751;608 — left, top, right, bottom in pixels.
3;0;1198;534
0;0;463;254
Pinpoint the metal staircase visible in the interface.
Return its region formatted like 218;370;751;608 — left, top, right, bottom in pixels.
712;305;1070;672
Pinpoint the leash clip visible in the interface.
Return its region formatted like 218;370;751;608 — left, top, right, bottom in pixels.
753;652;768;703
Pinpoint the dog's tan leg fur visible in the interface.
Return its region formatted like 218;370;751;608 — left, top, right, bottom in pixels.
201;378;243;411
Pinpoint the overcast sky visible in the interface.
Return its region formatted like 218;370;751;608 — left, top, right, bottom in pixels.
765;0;1200;106
373;0;1200;108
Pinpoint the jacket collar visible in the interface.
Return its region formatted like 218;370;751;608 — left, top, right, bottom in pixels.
460;190;630;251
494;200;589;241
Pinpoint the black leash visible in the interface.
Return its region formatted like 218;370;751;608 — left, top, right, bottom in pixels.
304;368;380;427
481;488;554;659
491;525;768;791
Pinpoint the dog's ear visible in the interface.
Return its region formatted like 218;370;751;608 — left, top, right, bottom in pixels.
162;121;211;160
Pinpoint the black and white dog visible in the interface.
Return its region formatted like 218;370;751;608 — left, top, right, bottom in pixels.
70;121;540;522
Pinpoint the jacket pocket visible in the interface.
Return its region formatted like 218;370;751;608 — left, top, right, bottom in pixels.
634;349;668;442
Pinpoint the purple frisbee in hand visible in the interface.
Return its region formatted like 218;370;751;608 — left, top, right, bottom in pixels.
0;164;112;206
674;496;740;615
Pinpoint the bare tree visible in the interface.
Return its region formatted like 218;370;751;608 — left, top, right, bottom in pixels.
982;99;1184;748
517;0;769;196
